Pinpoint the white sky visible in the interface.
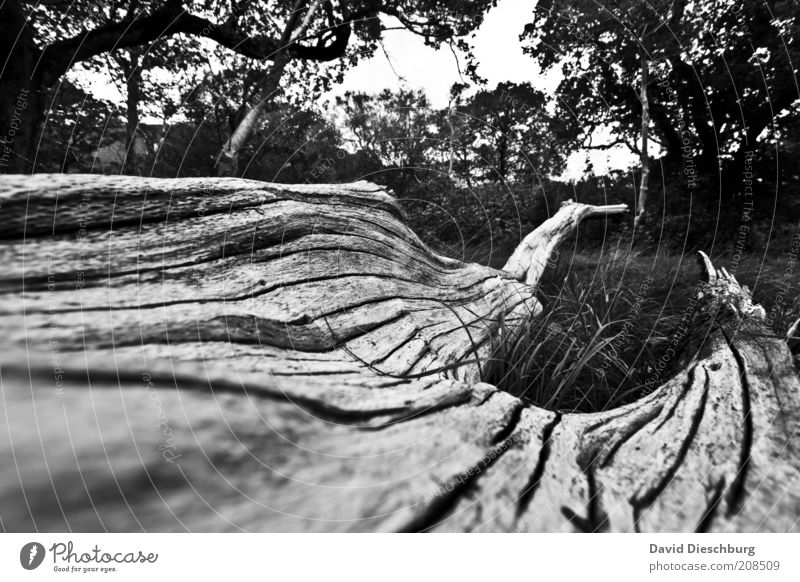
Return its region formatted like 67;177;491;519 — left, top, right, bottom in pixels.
332;0;557;108
77;0;636;179
330;0;636;178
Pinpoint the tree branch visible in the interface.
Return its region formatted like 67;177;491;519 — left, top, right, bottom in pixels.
744;90;799;148
504;201;629;286
39;0;351;87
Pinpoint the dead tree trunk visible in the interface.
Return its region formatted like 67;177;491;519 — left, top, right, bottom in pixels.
0;174;798;532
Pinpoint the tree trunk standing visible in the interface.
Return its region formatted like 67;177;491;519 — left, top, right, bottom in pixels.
1;0;355;177
0;2;44;174
214;0;323;177
215;53;291;177
634;50;651;231
497;130;508;181
447;104;456;178
122;50;143;175
668;57;722;196
461;143;473;187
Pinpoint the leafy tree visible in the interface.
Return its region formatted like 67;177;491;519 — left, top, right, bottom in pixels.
242;107;348;181
103;41;205;174
523;0;800;214
35;81;123;173
336;88;441;179
1;0;496;174
457;82;567;184
335;83;569;188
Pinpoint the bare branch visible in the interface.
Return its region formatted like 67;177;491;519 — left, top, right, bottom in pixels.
504;201;629;286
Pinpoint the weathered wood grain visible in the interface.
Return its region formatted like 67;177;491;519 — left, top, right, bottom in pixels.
1;174;798;532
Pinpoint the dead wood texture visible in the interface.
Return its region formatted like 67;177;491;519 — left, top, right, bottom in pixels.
0;174;798;532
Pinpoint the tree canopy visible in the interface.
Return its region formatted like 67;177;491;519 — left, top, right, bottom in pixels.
523;0;800;203
0;0;497;172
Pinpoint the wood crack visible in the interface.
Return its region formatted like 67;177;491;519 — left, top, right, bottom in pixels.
514;411;562;520
596;403;664;469
561;462;609;532
397;403;526;532
630;367;710;530
720;326;754;519
694;478;726;533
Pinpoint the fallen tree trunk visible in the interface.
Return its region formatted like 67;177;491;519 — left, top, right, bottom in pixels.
0;174;798;532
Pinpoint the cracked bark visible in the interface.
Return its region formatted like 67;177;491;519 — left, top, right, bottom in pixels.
1;175;798;532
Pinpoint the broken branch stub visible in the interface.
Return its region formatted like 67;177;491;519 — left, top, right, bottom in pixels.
786;317;799;355
503;201;629;286
0;175;798;532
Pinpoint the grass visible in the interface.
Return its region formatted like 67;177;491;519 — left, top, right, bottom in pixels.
481;246;800;414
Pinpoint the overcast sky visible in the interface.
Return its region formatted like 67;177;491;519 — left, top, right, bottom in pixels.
333;0;556;108
330;0;636;178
